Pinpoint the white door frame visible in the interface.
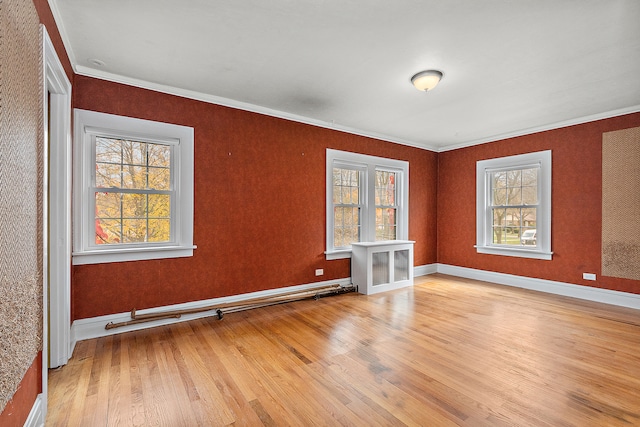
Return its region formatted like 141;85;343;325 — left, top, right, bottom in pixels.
42;24;72;417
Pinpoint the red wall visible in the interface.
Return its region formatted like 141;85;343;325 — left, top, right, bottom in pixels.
438;113;640;294
72;76;438;319
0;354;41;427
33;0;73;83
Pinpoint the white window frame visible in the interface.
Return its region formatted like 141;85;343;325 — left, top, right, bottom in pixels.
73;109;195;264
326;149;409;260
476;150;552;260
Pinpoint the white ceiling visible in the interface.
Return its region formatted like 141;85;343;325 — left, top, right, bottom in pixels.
50;0;640;151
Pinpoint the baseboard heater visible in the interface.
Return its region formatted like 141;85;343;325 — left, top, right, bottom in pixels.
105;283;356;330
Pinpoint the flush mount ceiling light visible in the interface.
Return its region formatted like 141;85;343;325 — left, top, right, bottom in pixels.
411;70;443;92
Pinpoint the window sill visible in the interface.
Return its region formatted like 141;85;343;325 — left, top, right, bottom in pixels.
72;244;197;265
325;249;352;260
475;245;552;260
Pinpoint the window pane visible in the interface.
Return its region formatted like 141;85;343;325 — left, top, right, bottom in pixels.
122;193;147;218
96;192;121;219
148;194;170;218
376;207;396;241
95;219;121;244
95;137;121;164
333;167;360;205
507;188;522;205
507;170;521;187
148;167;171;190
505;208;520;228
522;168;538;186
148;143;171;167
492;171;507;188
492;226;506;244
334;207;360;248
148;219;171;242
375;170;396;206
96;137;172;190
522;185;537;205
122;219;147;243
341;187;352;204
121;165;149;189
492;208;506;226
96;162;121;188
493;189;507;206
95;192;171;244
522;207;536;228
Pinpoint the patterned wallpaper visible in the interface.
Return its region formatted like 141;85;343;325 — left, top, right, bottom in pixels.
0;0;44;413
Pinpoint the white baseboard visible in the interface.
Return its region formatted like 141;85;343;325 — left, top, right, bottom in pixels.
24;393;44;427
71;278;352;344
414;263;437;277
436;264;640;310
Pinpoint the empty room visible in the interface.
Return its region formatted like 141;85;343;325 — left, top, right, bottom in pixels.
1;1;639;426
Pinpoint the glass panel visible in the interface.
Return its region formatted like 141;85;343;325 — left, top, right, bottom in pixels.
95;162;121;188
507;187;522;205
95;192;121;219
148;194;170;218
521;207;536;229
95;219;121;245
375;207;396;241
147;143;171;167
375;170;396;206
334;207;360;248
492;208;506;226
341;187;352;204
493;189;507;206
492;226;507;244
394;249;409;281
121;165;148;189
95;137;121;164
122;193;147;218
492;171;507;188
148;219;171;242
122;219;147;243
147;167;171;190
372;252;389;286
96;137;172;190
507;170;521;187
522;185;537;205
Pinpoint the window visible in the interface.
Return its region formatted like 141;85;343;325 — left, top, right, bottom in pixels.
326;149;408;260
73;109;195;264
476;150;552;260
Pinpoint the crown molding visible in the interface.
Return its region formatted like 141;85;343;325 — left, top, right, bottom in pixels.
438;105;640;152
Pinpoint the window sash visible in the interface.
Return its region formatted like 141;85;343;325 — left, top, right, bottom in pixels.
486;165;540;249
331;166;365;249
73;109;195;265
476;150;552;260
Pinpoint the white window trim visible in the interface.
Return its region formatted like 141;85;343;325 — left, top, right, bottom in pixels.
72;109;195;264
326;149;409;260
476;150;552;260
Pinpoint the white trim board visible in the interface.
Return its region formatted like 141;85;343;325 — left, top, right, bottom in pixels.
71;265;439;343
24;394;44;427
436;264;640;310
414;264;437;277
72;278;351;343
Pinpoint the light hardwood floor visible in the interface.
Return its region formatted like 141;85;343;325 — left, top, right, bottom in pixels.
46;274;640;426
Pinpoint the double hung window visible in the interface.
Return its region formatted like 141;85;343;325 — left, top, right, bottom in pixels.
476;150;552;260
73;109;195;264
326;149;408;259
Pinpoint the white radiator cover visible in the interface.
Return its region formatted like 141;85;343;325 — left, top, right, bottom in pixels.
351;240;415;295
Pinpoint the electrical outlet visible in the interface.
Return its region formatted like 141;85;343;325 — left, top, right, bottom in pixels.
315;269;324;276
582;273;596;281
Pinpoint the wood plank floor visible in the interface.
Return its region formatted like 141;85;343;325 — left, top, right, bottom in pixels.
46;274;640;426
